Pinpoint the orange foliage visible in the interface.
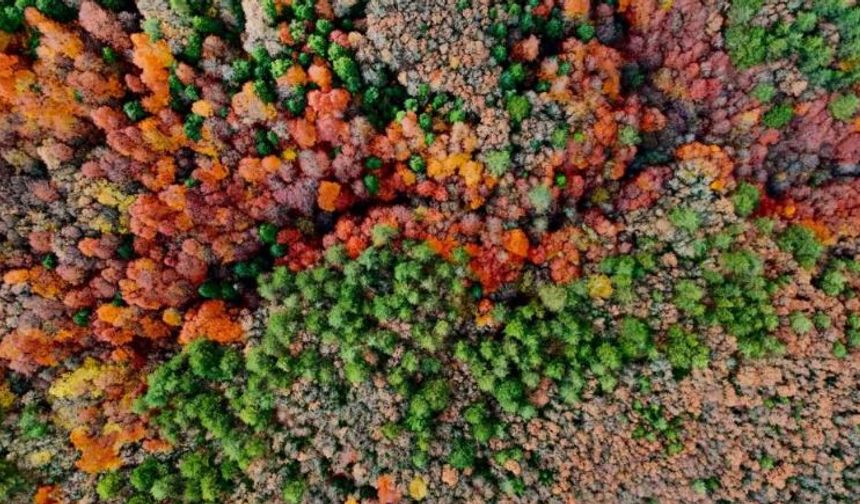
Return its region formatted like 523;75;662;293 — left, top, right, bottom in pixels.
130;33;174;112
376;474;401;504
318;181;342;211
618;0;658;30
675;142;735;192
179;300;244;344
34;485;63;504
563;0;590;18
24;8;82;59
0;327;74;374
531;226;582;284
231;82;277;123
70;423;145;473
503;229;530;258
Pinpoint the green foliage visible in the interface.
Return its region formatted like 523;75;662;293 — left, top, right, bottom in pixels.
123;100;147;122
332;55;362;93
631;400;686;456
726;1;860;91
97;472;123;500
709;250;782;357
692;476;721;496
282;479;306;504
18;403;49;439
528;184;552;213
448;437;476;469
550;125;569;149
668;207;700;234
751;82;776;102
408;155;426;173
732;182;760;217
575;24;595;42
41;253;57;270
506;94;531;124
778;225;823;269
813;311;831;330
829;93;859;121
664;325;709;374
130;457;165;493
142;18;162;41
618;317;653;360
136;342;268;476
618;125;641;146
789;311;813;335
73;308;91;327
484;149;511;176
818;266;847;296
762;103;794;129
499;63;526;91
537;284;566;312
725;25;767;68
0;3;26;33
258;223;278;244
674;280;705;317
0;460;24;501
184;114;204;142
258;241;472;433
34;0;76;22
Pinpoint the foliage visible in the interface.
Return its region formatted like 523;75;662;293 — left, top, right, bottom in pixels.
829;93;859;122
732;182;760;217
762;104;794;129
778;225;823;269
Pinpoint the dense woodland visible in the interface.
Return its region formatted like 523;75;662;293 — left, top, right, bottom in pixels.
1;0;860;502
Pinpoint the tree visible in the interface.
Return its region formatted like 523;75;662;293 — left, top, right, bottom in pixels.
664;325;709;374
732;182;760;217
618;317;652;360
778;225;823;269
506;94;531;124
